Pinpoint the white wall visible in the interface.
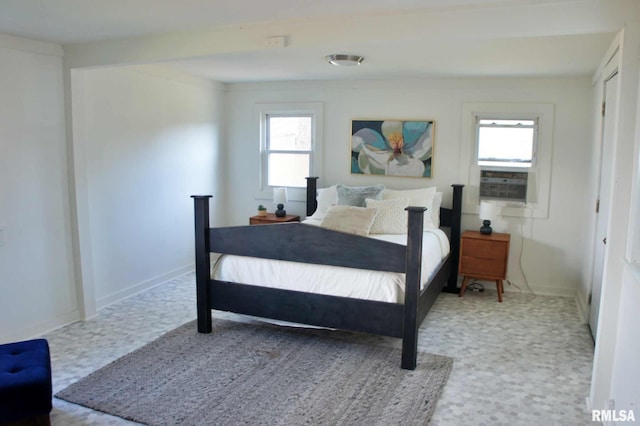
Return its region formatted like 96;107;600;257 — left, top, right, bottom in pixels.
587;26;640;416
0;36;78;343
0;36;227;341
71;66;225;309
224;77;593;296
609;265;640;418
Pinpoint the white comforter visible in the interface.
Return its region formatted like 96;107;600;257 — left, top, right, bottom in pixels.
210;223;450;304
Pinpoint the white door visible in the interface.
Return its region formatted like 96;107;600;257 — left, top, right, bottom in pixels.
589;70;619;340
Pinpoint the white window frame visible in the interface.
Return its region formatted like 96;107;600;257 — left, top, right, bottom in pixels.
461;102;555;219
264;112;313;188
255;102;323;202
475;116;539;170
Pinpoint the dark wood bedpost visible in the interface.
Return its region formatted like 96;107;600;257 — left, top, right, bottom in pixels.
446;184;465;293
305;177;319;217
191;195;213;334
401;206;426;370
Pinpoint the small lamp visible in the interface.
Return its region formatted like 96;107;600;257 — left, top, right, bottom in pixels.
479;200;498;235
273;188;288;217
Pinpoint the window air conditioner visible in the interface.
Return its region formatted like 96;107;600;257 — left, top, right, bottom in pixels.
479;170;528;203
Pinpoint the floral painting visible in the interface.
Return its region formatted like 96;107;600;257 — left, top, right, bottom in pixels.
351;119;434;178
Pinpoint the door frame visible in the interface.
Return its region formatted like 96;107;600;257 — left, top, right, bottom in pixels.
589;65;620;340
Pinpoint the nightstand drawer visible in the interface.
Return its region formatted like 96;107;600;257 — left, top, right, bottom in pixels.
461;238;508;261
459;255;507;279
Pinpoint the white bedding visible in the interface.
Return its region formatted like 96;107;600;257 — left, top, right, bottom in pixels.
210;221;450;304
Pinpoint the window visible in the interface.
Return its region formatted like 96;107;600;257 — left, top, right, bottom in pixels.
265;114;312;188
460;102;554;219
476;118;537;169
257;102;323;197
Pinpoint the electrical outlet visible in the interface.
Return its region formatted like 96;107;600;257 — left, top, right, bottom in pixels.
265;36;287;48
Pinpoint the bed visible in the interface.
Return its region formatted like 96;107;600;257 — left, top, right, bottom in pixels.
192;178;463;370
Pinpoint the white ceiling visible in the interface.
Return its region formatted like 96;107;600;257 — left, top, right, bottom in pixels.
0;0;632;82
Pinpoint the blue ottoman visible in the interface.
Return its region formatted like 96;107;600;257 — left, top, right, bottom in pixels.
0;339;52;426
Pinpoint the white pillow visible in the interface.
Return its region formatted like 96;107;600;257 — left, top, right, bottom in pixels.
415;191;443;229
365;198;410;234
382;186;437;229
320;205;378;236
432;192;443;228
307;185;338;220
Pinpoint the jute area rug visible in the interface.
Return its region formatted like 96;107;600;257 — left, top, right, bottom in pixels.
56;319;452;426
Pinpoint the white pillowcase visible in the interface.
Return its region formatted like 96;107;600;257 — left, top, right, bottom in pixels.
307;185;338;220
308;185;443;229
365;198;410;234
382;186;438;229
432;192;443;228
319;205;378;236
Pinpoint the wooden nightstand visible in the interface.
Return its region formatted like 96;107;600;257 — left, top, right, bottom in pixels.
458;230;510;302
249;213;300;225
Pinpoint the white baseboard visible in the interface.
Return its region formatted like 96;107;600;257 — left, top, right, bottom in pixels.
0;265;195;345
0;309;80;345
492;279;577;297
515;284;575;297
96;264;194;311
585;396;593;411
575;290;590;323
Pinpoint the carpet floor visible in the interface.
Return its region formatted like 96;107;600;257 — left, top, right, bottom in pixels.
55;319;452;426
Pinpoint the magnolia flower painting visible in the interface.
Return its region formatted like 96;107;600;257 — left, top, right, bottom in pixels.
351;119;434;178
